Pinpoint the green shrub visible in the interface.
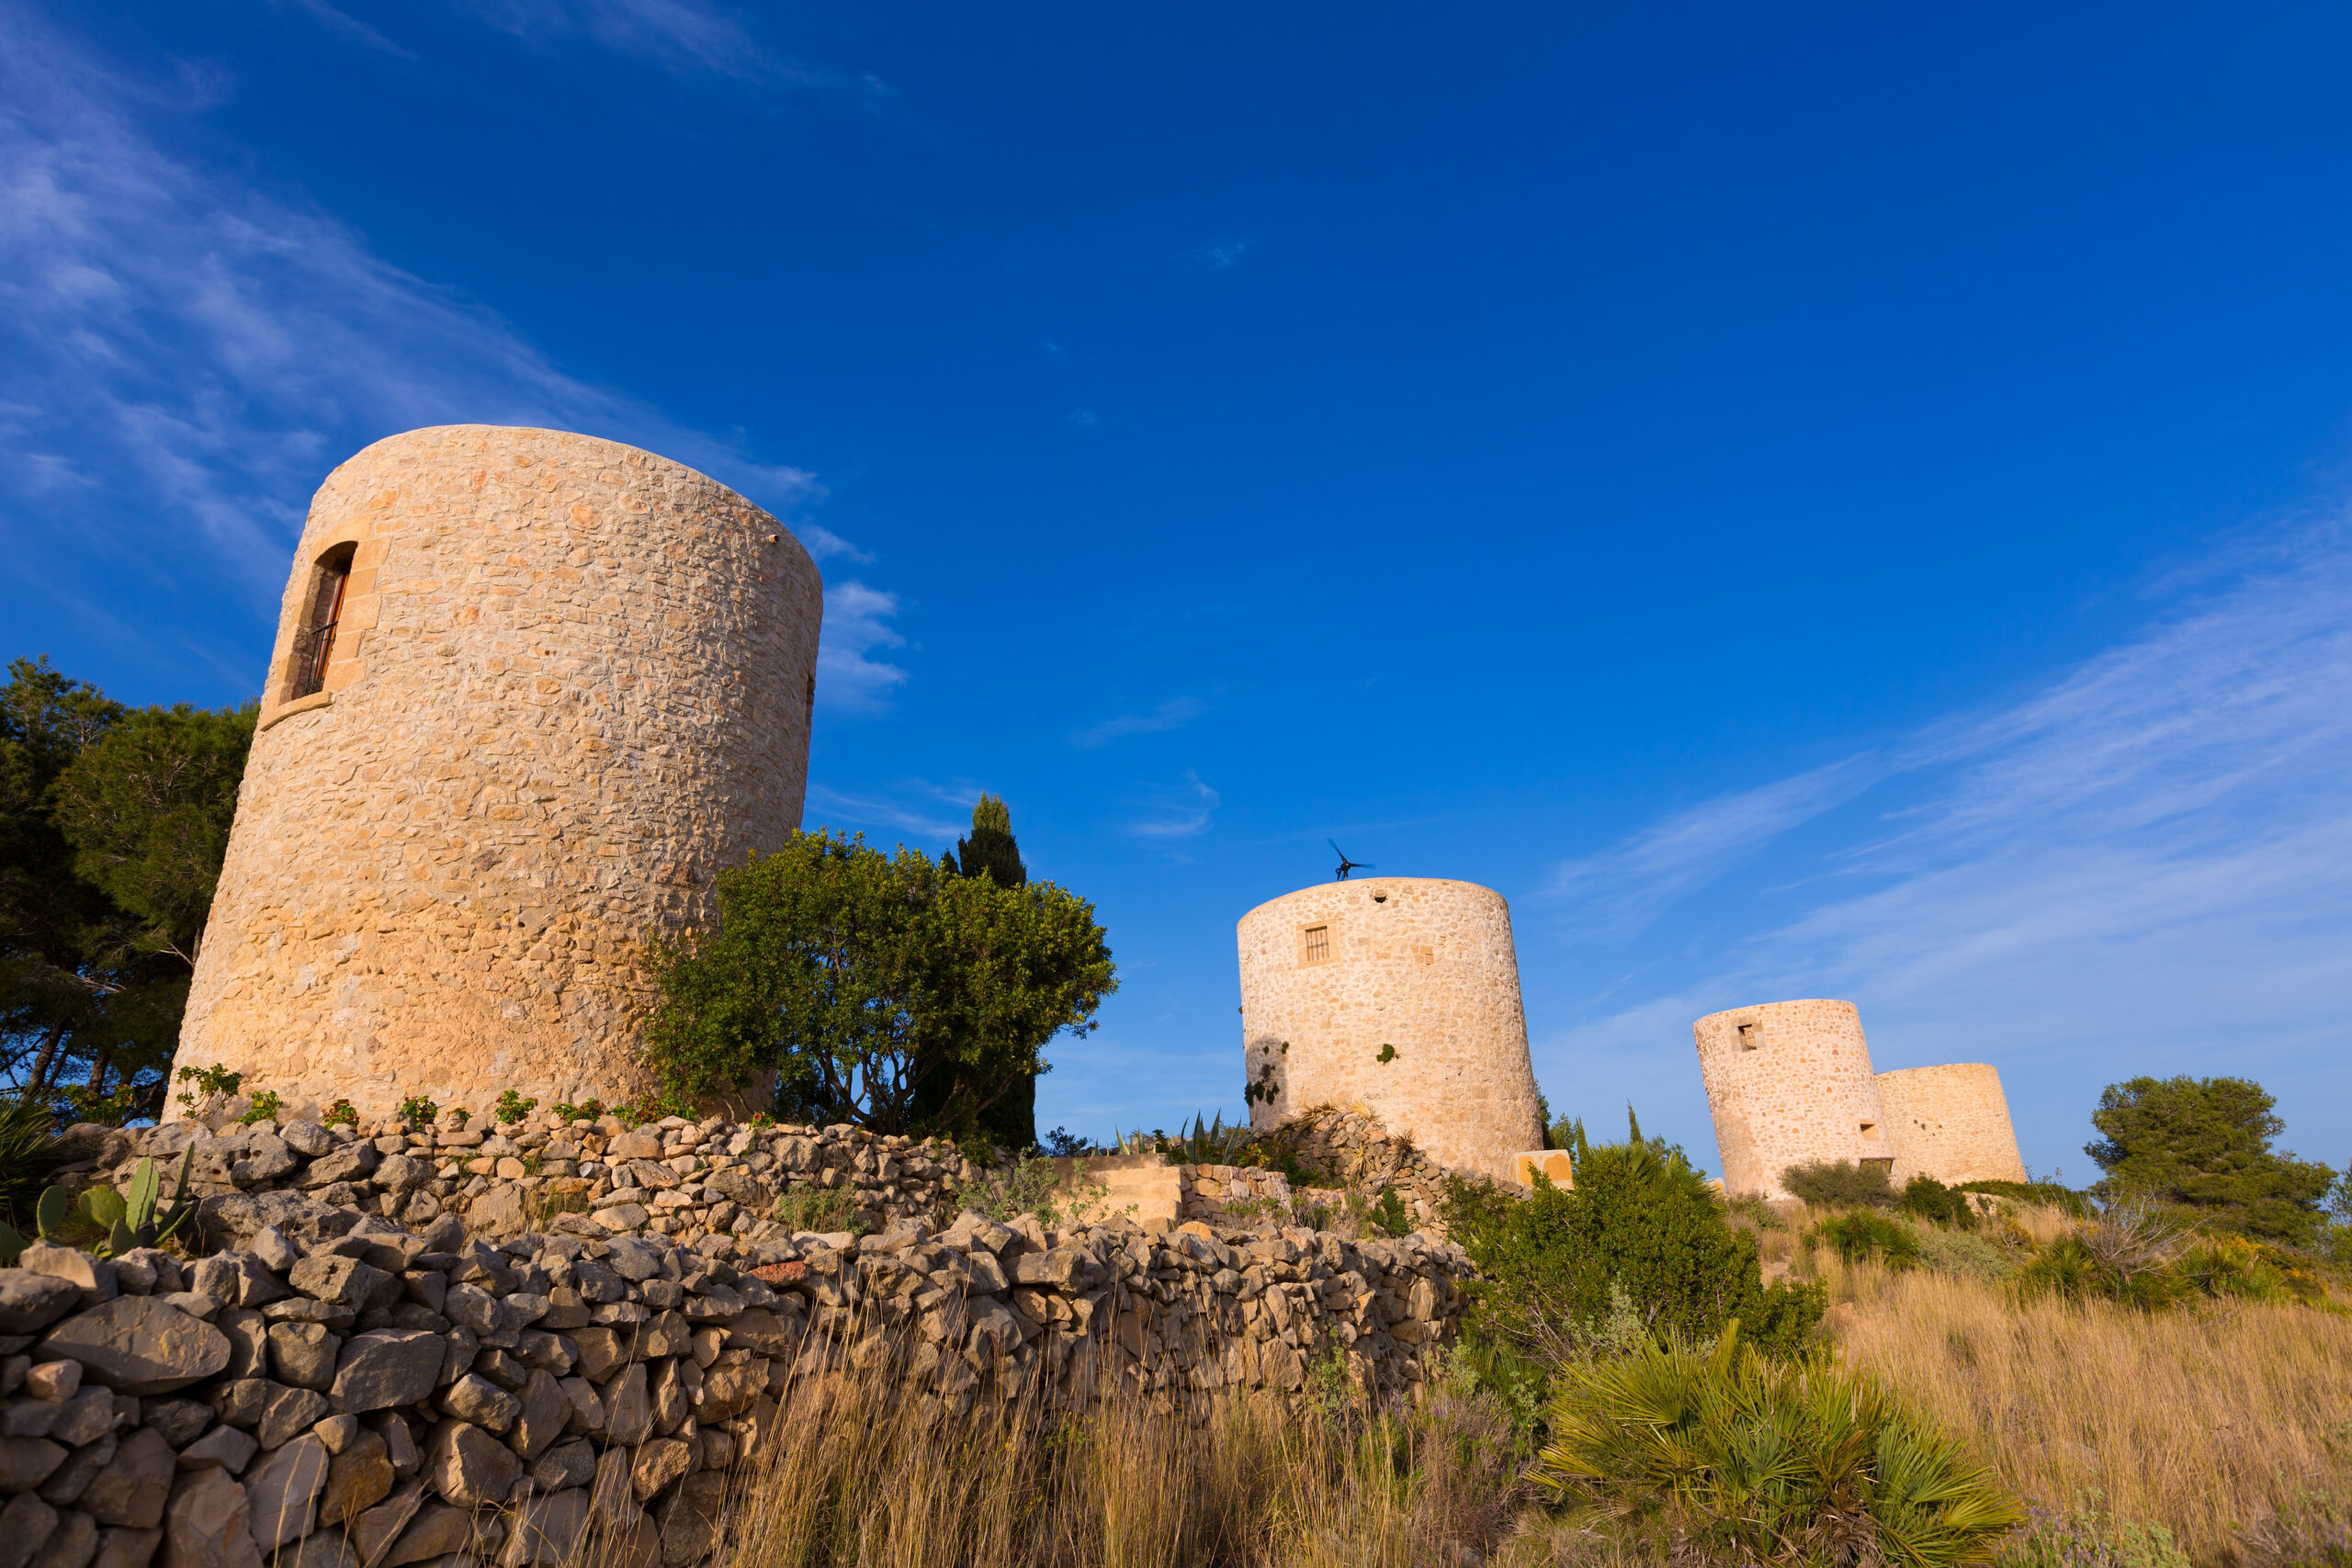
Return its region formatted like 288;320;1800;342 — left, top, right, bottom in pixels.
494;1090;537;1124
1446;1120;1825;1359
772;1187;865;1235
395;1095;437;1127
1899;1174;1980;1229
1368;1185;1409;1237
1911;1225;2016;1282
237;1089;282;1126
1813;1212;1924;1270
0;1097;61;1231
1532;1322;2024;1565
2005;1495;2194;1567
1783;1158;1896;1209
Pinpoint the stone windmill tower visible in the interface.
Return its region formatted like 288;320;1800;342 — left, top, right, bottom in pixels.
172;425;823;1119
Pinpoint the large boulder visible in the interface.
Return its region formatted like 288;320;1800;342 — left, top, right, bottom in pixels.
162;1469;262;1568
326;1333;442;1415
240;1434;328;1551
37;1299;230;1395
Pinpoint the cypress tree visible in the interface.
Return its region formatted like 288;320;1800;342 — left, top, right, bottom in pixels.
924;794;1039;1149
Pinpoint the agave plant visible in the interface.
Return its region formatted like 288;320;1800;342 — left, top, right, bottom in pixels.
0;1146;198;1261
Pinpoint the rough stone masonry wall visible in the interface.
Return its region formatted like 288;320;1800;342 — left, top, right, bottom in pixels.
1176;1107;1510;1238
1875;1065;2029;1187
174;425;823;1122
0;1196;1467;1568
1237;878;1544;1182
79;1112;973;1256
1693;1000;1893;1201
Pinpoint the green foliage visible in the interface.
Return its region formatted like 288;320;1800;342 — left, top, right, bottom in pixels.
648;829;1114;1137
322;1100;356;1129
931;794;1040;1149
1959;1179;2091;1218
1783;1157;1897;1210
1375;1043;1397;1064
1367;1184;1409;1237
1;660;253;1122
1445;1112;1825;1359
0;1095;61;1231
2085;1076;2335;1245
1812;1212;1924;1271
613;1090;687;1129
50;700;254;964
447;1106;470;1127
1899;1175;1981;1230
2005;1495;2193;1567
1532;1323;2025;1566
238;1089;282;1126
395;1095;437;1127
495;1089;537;1124
33;1147;198;1258
175;1063;242;1117
771;1186;865;1235
944;792;1027;888
551;1098;605;1124
955;1151;1125;1227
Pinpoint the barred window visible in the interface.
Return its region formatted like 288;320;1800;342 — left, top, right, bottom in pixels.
287;544;355;702
1302;924;1331;964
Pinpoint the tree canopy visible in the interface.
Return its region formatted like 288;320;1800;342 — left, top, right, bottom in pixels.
2086;1075;2335;1245
0;657;254;1122
646;827;1114;1138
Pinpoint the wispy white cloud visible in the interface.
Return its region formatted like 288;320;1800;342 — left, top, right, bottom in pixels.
280;0;416;57
815;582;910;715
802;784;964;843
1542;753;1883;936
1182;238;1253;272
459;0;801;82
1131;771;1220;840
795;523;872;564
1538;524;2352;1164
0;6;850;664
1073;697;1204;750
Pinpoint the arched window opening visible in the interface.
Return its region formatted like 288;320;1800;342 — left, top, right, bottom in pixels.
287;543;356;702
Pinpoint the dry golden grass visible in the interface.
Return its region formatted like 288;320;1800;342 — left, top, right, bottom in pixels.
695;1359;1525;1568
1811;1247;2352;1563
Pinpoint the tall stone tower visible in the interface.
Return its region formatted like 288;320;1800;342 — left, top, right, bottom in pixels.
1692;999;1892;1200
173;425;822;1120
1877;1064;2028;1186
1237;878;1544;1180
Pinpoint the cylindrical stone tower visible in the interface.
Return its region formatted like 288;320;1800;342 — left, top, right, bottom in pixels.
1692;999;1892;1200
173;425;822;1119
1237;877;1544;1180
1876;1065;2028;1186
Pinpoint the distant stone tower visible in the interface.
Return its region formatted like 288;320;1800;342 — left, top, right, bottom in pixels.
1692;999;1893;1201
173;425;822;1120
1237;878;1544;1181
1876;1064;2028;1186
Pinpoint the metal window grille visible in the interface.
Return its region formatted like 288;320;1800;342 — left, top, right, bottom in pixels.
1303;925;1330;964
288;563;350;701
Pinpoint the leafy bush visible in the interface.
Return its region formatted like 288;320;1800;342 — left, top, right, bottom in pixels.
1783;1157;1896;1209
495;1089;537;1124
1899;1174;1980;1229
1812;1212;1924;1270
1531;1323;2024;1565
0;1097;59;1231
646;828;1114;1138
1368;1185;1409;1237
237;1089;282;1126
322;1099;356;1129
550;1098;605;1124
771;1186;865;1235
395;1095;436;1127
1446;1119;1824;1359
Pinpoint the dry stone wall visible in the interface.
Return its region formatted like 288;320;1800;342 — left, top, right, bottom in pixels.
0;1167;1468;1568
174;425;823;1122
1237;878;1544;1181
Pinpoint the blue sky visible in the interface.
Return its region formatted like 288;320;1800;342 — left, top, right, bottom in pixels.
6;0;2348;1179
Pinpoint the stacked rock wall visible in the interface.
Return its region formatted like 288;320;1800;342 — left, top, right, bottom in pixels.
1875;1065;2029;1187
1237;879;1544;1181
174;425;823;1122
0;1188;1467;1568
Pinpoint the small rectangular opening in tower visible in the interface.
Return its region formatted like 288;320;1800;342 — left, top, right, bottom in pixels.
1301;924;1330;964
1736;1021;1758;1050
287;544;355;702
